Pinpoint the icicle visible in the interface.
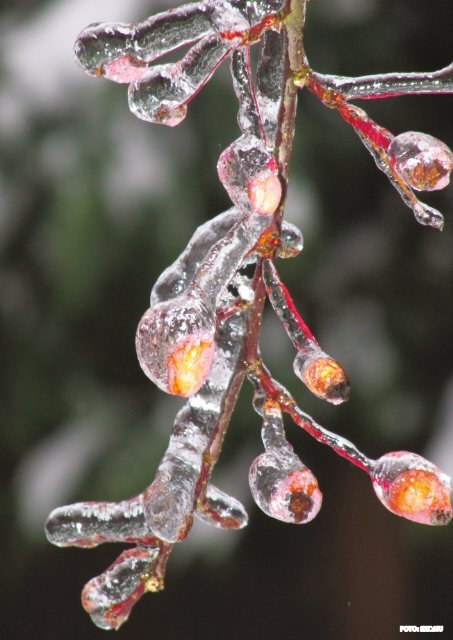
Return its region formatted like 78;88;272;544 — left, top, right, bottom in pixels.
45;496;156;547
217;134;282;215
389;131;453;191
371;451;453;526
249;403;322;524
262;260;350;404
195;484;249;529
81;546;161;630
129;36;230;125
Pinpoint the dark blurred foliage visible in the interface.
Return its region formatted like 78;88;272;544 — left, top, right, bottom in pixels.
1;1;452;639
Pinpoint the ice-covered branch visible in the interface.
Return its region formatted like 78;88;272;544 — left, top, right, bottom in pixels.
310;62;453;101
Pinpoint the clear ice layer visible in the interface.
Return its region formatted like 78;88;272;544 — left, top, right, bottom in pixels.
82;546;160;630
129;36;230;125
136;292;216;396
195;484;249;529
143;311;248;542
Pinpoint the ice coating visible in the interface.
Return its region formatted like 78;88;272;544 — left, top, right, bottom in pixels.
136;291;216;396
195;484;249;529
310;62;453;101
343;105;445;230
45;496;156;547
371;451;452;525
217;134;282;215
129;36;230;125
389;131;453;191
143;311;248;542
191;212;270;302
151;208;243;305
81;547;160;630
231;49;263;139
256;30;285;146
74;4;213;79
249;405;322;524
151;210;299;305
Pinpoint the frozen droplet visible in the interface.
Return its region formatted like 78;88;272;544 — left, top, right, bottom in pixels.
293;352;350;404
372;451;452;525
217;134;281;215
195;484;248;529
129;36;229;125
136;292;215;396
277;221;304;258
249;451;322;524
389;131;453;191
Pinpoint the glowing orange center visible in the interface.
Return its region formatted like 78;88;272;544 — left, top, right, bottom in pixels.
303;357;347;398
167;339;215;397
388;469;452;522
247;174;282;216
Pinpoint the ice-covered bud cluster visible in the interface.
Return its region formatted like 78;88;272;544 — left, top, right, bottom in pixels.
293;352;350;405
389;131;453;191
371;451;453;526
217;135;282;215
136;292;215;396
249;404;322;524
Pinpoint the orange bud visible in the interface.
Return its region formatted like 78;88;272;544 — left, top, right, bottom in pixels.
294;354;350;404
372;451;452;525
167;337;215;396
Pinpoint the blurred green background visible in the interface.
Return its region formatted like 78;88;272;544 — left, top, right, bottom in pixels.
1;1;452;638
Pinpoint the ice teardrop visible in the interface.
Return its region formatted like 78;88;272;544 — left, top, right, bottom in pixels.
249;451;322;524
389;131;453;191
371;451;452;525
136;292;216;396
217;134;282;216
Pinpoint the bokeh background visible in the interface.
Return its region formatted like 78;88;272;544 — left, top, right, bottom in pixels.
1;1;452;638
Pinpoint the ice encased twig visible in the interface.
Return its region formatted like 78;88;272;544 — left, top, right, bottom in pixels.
249;403;323;523
142;310;249;542
129;35;231;125
262;259;350;404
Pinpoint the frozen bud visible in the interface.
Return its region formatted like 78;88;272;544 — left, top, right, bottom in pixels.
136;293;215;396
372;451;452;526
74;22;133;78
129;36;228;126
249;451;322;524
81;547;159;630
129;64;188;126
217;135;282;216
389;131;453;191
293;353;350;405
